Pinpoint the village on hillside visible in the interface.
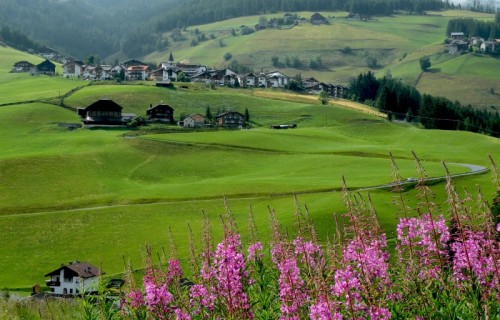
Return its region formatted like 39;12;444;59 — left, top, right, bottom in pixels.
11;51;348;129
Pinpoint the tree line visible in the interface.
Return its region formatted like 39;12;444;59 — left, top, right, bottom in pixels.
0;26;43;52
349;71;500;136
446;11;500;39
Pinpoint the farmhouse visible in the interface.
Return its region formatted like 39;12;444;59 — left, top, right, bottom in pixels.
62;60;84;77
38;46;59;60
77;99;127;125
31;59;56;76
146;103;175;123
183;114;206;127
303;77;320;87
44;261;103;295
11;61;35;73
216;111;246;128
311;12;327;25
126;65;149;81
447;39;469;54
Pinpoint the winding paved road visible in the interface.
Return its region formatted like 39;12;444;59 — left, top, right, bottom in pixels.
357;163;488;192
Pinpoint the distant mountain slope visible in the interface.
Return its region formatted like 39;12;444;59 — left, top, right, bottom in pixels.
0;0;445;60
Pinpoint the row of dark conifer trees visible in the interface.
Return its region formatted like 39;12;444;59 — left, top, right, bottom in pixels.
349;71;500;137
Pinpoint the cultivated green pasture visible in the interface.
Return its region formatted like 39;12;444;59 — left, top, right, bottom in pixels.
0;87;498;288
416;54;500;109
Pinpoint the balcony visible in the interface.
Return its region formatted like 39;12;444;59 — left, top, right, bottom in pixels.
45;280;60;287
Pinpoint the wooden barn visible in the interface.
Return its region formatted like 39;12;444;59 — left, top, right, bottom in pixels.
146;103;175;123
77;99;126;125
215;111;246;128
31;59;56;76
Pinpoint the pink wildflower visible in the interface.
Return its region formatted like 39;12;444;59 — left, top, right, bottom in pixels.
397;214;450;279
212;232;252;318
451;230;500;290
143;278;174;317
293;237;325;272
369;305;391;320
126;289;145;309
248;241;264;261
309;297;342;320
276;257;309;319
189;284;215;314
166;258;183;286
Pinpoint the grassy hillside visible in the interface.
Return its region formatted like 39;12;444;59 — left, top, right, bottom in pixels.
0;36;499;290
144;10;499;109
0;81;499;289
0;45;85;105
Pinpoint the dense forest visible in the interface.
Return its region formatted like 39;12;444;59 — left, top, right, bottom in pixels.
349;72;500;136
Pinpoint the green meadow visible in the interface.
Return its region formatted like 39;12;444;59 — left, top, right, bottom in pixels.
1;30;499;291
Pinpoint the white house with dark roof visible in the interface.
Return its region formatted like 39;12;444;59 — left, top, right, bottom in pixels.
62;61;84;78
45;261;103;295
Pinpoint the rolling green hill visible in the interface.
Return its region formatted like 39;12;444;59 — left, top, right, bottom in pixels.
144;10;499;109
0;38;499;290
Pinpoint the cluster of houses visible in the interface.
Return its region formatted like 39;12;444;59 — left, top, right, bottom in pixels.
10;59;56;75
446;31;500;54
10;52;349;97
77;98;247;129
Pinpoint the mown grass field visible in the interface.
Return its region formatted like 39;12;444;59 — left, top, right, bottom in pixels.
0;28;499;290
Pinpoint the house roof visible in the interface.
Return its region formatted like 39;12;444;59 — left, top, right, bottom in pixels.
127;65;149;71
216;111;244;118
123;59;146;67
186;113;205;122
311;12;326;21
14;61;34;67
45;261;102;278
85;99;123;111
149;103;173;110
37;59;55;69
